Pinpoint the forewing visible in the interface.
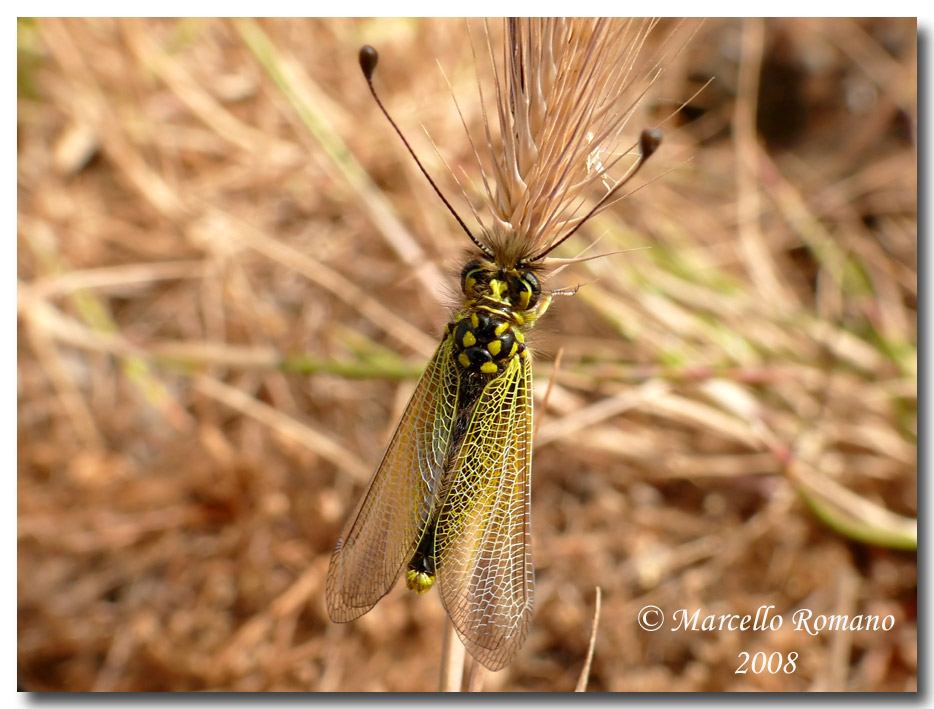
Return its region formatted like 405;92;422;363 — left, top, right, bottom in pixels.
435;352;535;671
326;336;459;622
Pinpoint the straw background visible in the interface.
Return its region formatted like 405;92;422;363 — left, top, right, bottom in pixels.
17;18;916;691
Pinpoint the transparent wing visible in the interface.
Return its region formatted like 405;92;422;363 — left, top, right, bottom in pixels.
326;335;459;622
435;352;535;671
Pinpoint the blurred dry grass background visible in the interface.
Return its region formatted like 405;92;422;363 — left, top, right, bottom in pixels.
17;18;917;692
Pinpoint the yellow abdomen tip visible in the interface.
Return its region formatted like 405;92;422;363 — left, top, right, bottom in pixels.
405;569;435;595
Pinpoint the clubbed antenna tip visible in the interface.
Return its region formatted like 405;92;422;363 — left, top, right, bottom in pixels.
529;127;665;261
640;129;663;159
356;44;487;253
359;45;378;81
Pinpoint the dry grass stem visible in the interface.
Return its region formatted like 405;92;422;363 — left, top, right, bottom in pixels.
575;586;602;692
439;620;467;691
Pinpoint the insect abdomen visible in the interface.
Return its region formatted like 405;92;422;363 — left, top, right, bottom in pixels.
406;526;437;595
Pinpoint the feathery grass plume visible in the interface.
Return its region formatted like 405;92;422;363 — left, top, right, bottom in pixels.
463;18;682;264
327;17;684;675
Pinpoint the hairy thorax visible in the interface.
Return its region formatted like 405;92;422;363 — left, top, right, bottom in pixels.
448;257;551;376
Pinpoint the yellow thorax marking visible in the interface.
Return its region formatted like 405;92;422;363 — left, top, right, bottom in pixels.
489;278;507;301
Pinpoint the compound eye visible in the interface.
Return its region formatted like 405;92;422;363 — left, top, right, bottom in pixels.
460;259;486;296
519;270;541;308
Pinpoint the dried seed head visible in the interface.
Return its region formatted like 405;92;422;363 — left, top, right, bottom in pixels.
466;18;687;261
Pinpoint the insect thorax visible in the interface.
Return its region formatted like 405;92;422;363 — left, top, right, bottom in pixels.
448;258;548;375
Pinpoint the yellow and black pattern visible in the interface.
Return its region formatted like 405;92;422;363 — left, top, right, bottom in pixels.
327;256;549;669
451;309;524;375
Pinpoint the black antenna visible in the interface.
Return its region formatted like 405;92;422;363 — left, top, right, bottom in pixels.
529;129;663;261
359;46;490;256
